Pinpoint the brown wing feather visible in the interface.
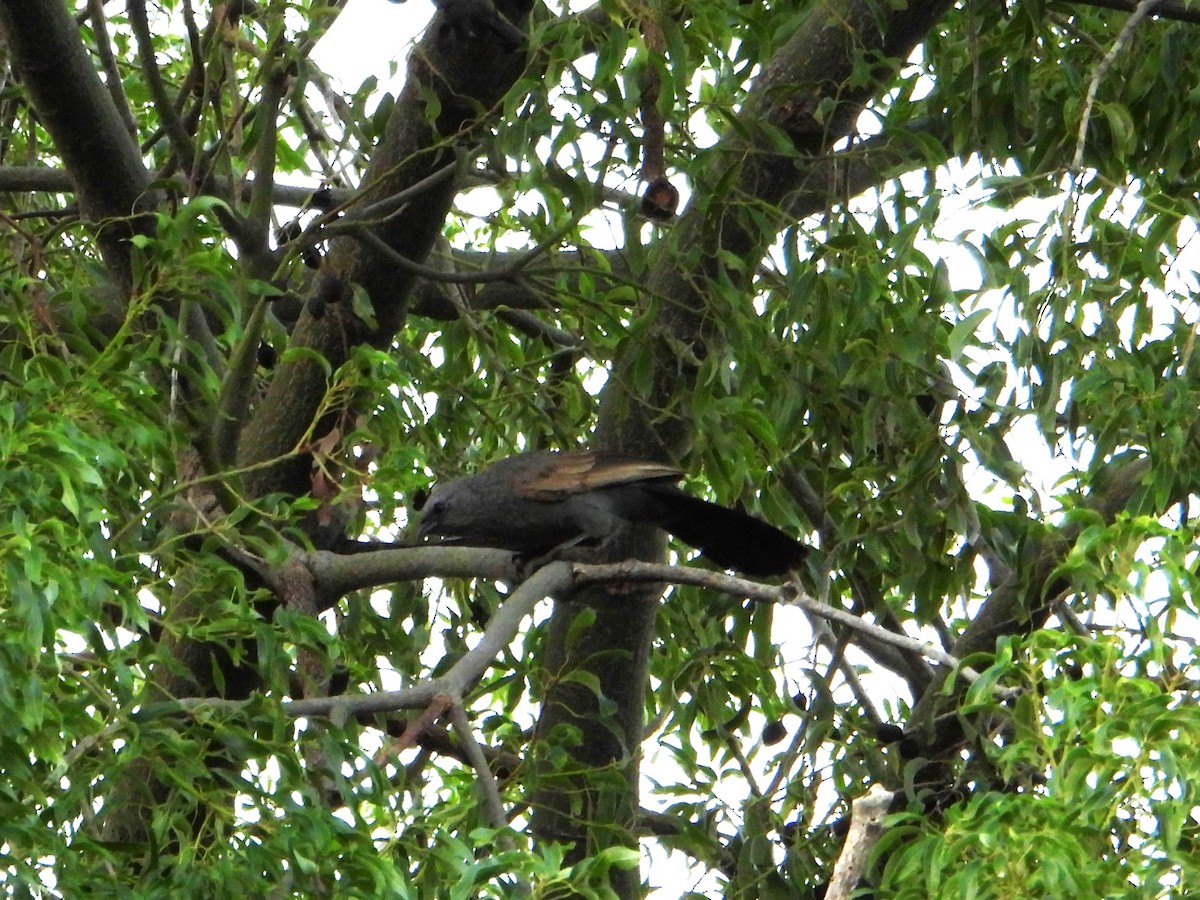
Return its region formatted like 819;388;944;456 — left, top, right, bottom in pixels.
520;450;681;500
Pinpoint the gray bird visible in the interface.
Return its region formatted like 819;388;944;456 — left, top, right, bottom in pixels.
417;450;807;576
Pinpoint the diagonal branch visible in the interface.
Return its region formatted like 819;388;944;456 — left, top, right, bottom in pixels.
236;0;533;501
128;0;195;173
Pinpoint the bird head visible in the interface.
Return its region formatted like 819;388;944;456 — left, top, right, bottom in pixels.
416;483;455;542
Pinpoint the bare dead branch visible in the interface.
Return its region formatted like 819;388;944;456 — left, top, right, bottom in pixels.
825;785;895;900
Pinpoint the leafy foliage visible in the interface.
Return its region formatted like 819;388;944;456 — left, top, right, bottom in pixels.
0;0;1198;897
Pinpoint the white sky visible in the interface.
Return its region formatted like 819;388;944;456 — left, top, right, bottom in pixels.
311;0;433;92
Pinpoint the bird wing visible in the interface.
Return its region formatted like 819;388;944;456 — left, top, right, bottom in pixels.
519;450;681;500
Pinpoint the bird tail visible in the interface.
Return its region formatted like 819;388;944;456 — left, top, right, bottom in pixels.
644;486;807;576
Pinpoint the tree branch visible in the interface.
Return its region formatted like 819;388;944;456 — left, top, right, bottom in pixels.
1073;0;1165;171
236;0;533;501
448;703;511;833
293;561;571;716
571;561;1016;697
1066;0;1200;25
825;785;895;900
85;0;138;140
0;0;154;286
128;0;195;172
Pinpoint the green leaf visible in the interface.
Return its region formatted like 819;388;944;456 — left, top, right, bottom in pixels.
947;308;990;362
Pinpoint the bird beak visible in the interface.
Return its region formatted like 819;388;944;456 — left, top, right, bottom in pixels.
417;508;458;544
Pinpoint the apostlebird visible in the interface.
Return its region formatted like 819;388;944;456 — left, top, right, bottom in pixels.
417;450;806;576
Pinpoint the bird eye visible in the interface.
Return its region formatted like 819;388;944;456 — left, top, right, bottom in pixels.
427;497;444;518
417;495;446;541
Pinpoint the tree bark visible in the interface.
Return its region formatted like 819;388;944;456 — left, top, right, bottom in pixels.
529;2;956;895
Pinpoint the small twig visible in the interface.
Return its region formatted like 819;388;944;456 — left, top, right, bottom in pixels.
374;693;454;765
287;561;573;719
353;160;461;222
763;650;842;802
813;621;885;729
722;731;763;799
350;226;500;284
346;216;573;286
1073;0;1163;170
1053;589;1094;640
